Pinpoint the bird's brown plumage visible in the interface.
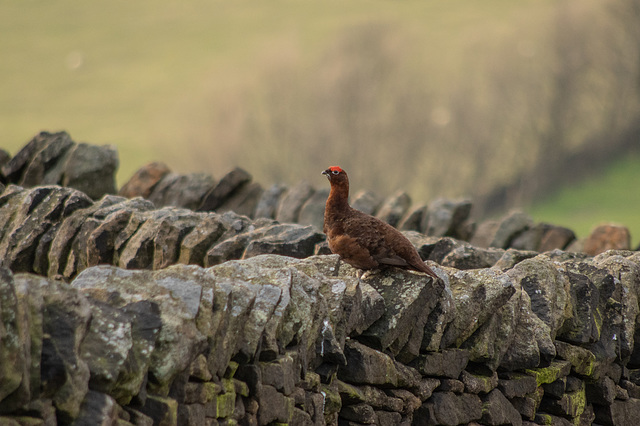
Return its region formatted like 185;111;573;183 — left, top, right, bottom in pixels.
322;166;438;279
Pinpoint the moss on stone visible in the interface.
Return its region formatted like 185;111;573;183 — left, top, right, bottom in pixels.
224;361;239;379
524;360;571;387
233;379;250;397
216;379;237;418
566;385;586;419
535;413;554;425
335;379;365;403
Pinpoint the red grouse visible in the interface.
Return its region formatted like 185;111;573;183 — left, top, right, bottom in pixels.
322;166;438;279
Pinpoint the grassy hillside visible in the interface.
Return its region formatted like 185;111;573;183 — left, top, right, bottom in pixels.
1;0;555;184
529;153;640;247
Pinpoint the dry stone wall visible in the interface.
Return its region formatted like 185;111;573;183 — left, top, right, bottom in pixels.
1;132;640;425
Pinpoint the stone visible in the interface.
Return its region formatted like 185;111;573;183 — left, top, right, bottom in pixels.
216;181;263;217
118;162;171;199
472;211;532;249
73;391;120;425
0;269;30;411
72;265;206;396
498;373;538;399
621;379;640;399
198;167;252;212
539;383;587;418
510;223;553;252
339;403;376;424
0;148;9;167
594;398;640;426
460;370;498;394
492;248;538;271
351;190;382;216
584;224;631;255
298;188;329;230
139;395;178;425
257;384;293;425
398;204;427;232
415;235;453;263
189;354;213;382
47;195;124;277
499;289;555;371
410;349;469;379
412;378;441;401
20;132;75;187
439;243;505;270
2;131;60;183
353;385;404;412
38;279;92;423
480;389;523;426
586;376;617;405
358;268;443;361
566;376;584;393
590;253;640;363
61;143;119;199
542;377;566;399
539;226;576;252
524;360;572;387
423;198;472;238
79;300;136;400
63;217;102;278
554;341;596;376
533;413;573;426
510;387;544;420
375;191;411;227
385;388;421;415
177;403;206;425
338;341;398;387
440;268;516;349
413;392;482;425
178;214;225;267
507;255;571;339
470;220;500;248
275;181;314;224
242;224;325;260
376;410;402;426
260;355;296;396
148;172;215;211
254;184;286;219
117;208;200;270
0;186;91;273
493;211;533;248
555;271;600;345
436;379;464;393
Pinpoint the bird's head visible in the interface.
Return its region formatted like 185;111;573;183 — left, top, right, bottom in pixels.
322;166;348;185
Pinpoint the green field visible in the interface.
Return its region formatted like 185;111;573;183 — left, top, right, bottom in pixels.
2;0;638;245
529;153;640;247
0;0;556;183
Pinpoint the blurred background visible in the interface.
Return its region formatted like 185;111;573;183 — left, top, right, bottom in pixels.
1;0;639;242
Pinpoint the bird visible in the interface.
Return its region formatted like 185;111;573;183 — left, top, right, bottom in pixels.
321;166;439;279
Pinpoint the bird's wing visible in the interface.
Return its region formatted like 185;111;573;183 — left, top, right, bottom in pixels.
341;210;404;258
377;255;410;267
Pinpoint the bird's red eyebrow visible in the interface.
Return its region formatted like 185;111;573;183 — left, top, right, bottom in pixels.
329;166;343;172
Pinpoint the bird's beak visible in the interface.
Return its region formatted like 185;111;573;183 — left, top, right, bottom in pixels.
321;169;330;179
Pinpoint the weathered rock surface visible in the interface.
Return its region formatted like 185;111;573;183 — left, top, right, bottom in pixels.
118;161;172;199
584;223;632;256
1;134;640;425
0;232;640;425
147;172;216;211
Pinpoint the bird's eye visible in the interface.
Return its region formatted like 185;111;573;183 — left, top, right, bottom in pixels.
332;170;339;175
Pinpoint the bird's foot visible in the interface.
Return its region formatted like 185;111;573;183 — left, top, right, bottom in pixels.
358;269;381;281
